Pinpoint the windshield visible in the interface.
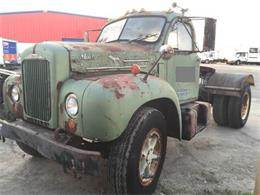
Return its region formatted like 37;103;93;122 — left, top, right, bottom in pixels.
236;52;247;57
97;16;166;43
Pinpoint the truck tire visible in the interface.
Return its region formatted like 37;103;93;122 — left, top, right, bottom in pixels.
228;85;251;128
108;107;167;194
16;141;43;157
213;95;229;126
235;60;241;65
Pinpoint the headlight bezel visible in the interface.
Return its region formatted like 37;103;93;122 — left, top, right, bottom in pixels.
65;93;79;118
11;85;20;102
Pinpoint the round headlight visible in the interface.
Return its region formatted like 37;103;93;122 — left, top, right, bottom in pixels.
65;94;78;117
11;85;20;102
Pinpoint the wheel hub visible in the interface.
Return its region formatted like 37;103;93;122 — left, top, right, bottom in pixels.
138;128;161;186
241;92;250;120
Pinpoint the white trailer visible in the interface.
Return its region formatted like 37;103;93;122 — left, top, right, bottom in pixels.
247;47;260;64
199;51;216;64
199;50;227;64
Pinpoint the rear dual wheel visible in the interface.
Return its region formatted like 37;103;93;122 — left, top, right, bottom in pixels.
213;85;251;128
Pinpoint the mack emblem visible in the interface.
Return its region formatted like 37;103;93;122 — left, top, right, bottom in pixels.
80;53;94;60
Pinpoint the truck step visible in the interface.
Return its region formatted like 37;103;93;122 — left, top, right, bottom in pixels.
181;101;211;140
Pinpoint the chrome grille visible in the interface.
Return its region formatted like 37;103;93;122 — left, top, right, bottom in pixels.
22;59;51;121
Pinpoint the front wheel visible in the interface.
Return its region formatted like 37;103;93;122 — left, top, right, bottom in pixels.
108;107;167;194
235;60;241;65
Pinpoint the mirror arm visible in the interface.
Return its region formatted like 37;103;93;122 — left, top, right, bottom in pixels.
143;54;163;82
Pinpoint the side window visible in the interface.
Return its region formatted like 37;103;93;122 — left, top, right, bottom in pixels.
249;48;258;53
167;22;192;51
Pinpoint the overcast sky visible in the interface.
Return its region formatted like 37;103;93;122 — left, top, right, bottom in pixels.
0;0;259;52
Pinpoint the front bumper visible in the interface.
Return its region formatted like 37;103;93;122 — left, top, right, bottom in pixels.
227;60;236;64
0;119;104;176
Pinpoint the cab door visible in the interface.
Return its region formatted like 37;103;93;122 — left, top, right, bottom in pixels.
159;21;200;104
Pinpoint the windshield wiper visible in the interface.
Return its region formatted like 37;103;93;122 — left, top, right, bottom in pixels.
128;33;159;43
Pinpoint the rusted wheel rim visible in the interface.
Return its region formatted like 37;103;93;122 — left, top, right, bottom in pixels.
138;128;161;186
241;92;250;120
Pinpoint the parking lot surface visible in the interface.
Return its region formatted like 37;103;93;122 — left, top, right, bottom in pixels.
0;63;259;195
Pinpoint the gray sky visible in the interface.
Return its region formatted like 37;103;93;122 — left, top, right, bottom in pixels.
0;0;259;51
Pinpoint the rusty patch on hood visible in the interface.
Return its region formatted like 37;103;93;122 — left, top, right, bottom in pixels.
98;74;140;99
114;89;125;99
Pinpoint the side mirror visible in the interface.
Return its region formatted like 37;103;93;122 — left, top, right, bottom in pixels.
203;18;216;51
159;45;174;59
191;17;216;52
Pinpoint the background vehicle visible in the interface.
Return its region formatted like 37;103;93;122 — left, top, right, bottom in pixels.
199;51;216;63
227;51;248;65
0;38;18;66
0;3;254;194
199;50;227;64
247;47;260;64
0;38;20;103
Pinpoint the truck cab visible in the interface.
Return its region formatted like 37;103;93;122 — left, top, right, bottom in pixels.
0;4;255;194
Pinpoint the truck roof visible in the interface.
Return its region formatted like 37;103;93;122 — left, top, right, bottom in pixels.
109;10;181;23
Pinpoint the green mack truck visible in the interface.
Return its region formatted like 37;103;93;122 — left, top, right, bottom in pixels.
0;4;254;194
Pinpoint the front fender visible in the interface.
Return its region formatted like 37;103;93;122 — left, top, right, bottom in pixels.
58;79;92;137
2;74;23;119
81;74;181;142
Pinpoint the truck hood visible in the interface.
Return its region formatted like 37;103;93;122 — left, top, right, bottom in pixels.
60;42;155;73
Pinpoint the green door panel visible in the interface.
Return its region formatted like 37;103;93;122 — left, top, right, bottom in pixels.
168;54;200;103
